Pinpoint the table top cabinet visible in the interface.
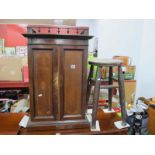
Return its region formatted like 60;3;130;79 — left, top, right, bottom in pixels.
23;25;93;130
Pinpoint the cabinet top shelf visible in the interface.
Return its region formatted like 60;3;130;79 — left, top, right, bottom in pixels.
23;25;93;40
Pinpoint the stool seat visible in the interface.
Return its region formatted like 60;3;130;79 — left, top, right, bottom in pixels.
89;58;123;66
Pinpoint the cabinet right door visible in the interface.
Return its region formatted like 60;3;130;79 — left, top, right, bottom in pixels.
59;46;88;120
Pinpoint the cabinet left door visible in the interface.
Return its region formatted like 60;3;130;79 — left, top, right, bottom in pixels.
28;46;58;121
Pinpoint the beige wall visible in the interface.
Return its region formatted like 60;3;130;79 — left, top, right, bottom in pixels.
0;19;76;26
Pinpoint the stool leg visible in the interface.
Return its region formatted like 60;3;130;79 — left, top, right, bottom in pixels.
108;66;113;111
118;65;127;126
92;66;102;129
86;64;94;108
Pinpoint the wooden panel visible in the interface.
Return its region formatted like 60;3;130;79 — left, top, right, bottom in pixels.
63;50;83;119
148;107;155;135
30;38;88;46
33;50;55;119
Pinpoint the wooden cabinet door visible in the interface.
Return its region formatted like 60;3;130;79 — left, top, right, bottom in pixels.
29;46;58;121
59;46;88;120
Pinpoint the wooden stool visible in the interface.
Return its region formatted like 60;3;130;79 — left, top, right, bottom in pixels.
87;58;127;129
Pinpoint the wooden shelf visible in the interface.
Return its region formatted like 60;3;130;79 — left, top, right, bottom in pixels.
0;81;29;89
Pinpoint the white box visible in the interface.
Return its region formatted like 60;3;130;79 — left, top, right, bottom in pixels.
16;46;27;56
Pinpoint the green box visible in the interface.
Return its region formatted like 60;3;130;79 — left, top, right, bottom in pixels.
113;66;136;80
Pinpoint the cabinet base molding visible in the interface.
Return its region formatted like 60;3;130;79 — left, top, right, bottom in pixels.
25;118;90;131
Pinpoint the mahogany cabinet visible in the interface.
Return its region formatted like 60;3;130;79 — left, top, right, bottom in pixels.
23;25;93;130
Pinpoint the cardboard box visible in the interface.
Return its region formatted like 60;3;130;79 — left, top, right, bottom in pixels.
124;80;136;104
148;106;155;134
16;46;28;56
0;56;28;81
124;66;136;80
101;65;136;80
114;80;136;105
113;66;136;80
113;56;130;66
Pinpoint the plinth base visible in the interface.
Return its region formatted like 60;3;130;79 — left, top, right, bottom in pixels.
24;118;90;132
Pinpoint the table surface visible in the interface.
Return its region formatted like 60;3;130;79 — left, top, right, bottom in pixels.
0;109;128;135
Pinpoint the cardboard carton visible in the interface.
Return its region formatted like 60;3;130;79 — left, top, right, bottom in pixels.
0;56;28;81
16;46;28;56
114;80;136;105
113;56;130;66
